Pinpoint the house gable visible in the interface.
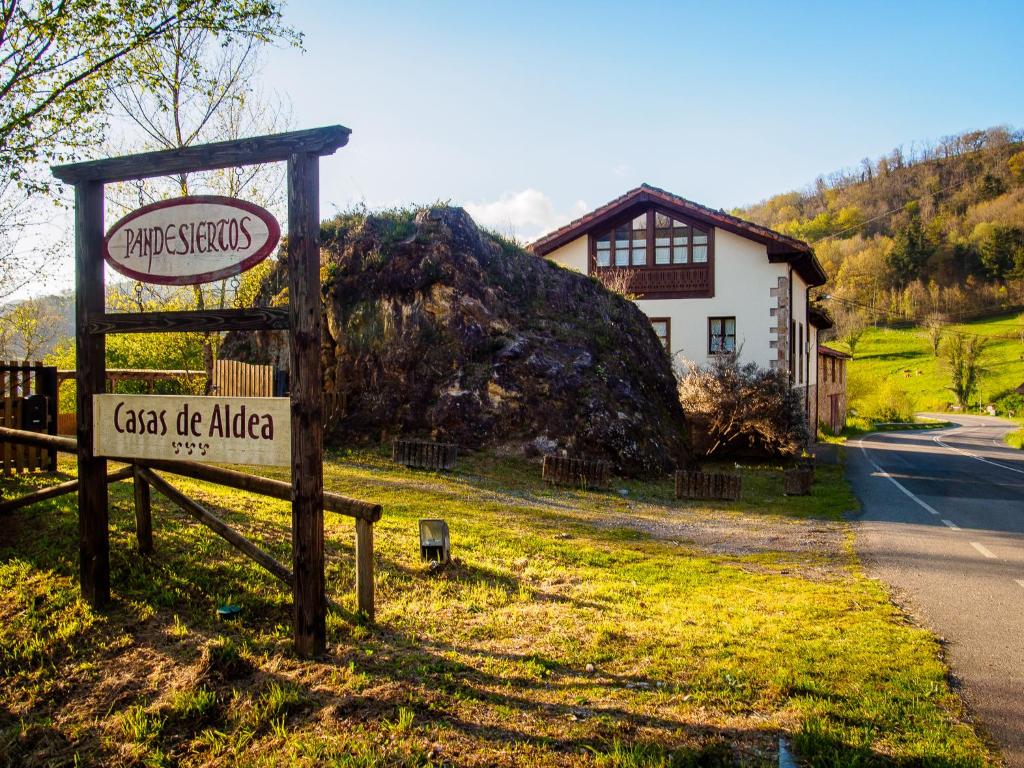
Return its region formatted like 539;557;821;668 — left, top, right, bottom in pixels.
529;183;827;288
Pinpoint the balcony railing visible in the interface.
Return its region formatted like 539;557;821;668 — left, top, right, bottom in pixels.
595;266;711;297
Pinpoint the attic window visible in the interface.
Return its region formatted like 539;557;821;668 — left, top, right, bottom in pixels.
593;208;711;270
655;213;701;265
596;214;648;268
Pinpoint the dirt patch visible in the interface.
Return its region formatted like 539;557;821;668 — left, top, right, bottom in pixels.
588;502;851;579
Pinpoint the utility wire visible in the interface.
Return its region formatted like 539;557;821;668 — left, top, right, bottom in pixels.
809;168;985;245
824;294;1023;339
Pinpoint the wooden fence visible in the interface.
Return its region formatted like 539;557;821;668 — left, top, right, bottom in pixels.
0;425;381;621
542;455;611;490
675;470;742;501
56;368;209;435
0;361;57;474
392;439;458;471
212;359;283;397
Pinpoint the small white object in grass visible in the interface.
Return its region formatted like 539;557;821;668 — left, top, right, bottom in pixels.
617;488;629;496
585;663;595;673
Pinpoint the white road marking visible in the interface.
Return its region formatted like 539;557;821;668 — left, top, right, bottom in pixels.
933;435;1024;476
970;542;997;559
941;519;961;530
858;443;941;515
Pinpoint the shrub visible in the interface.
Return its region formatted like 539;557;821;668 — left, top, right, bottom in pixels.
862;378;917;422
677;354;809;459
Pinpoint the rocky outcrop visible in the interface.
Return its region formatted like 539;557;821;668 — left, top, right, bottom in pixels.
222;206;689;476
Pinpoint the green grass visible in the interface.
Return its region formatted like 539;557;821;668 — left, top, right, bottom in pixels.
0;450;996;767
847;310;1024;414
1003;420;1024;449
820;415;953;444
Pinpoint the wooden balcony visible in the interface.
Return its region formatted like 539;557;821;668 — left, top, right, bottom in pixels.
595;265;712;298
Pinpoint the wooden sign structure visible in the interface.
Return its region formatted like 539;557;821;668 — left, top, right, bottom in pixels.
51;126;352;656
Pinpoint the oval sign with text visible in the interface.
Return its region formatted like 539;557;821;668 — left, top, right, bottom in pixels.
104;195;281;285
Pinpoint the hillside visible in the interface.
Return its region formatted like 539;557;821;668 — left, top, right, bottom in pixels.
843;310;1024;417
735;127;1024;325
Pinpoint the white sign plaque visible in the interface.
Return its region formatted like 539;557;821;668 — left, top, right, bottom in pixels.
103;195;281;285
93;394;290;466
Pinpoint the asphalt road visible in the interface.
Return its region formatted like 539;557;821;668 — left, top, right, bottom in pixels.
848;415;1024;765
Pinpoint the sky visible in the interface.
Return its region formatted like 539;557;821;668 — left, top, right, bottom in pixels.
252;0;1023;242
14;0;1024;299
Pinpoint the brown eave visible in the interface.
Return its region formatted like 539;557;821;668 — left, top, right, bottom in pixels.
818;345;852;360
808;305;834;330
529;183;828;287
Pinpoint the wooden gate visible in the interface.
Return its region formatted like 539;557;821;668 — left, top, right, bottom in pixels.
0;361;57;474
212;359;283;397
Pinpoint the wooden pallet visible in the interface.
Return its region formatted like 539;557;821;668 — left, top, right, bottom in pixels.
392;439;459;471
542;455;611;490
675;470;741;501
783;467;813;496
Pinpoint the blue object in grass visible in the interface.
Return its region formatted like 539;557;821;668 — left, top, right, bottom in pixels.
217;604;242;618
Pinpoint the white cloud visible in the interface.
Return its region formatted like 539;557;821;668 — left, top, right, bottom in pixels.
464;189;588;244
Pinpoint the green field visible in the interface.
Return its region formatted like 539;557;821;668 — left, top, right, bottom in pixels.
845;310;1024;416
0;451;996;767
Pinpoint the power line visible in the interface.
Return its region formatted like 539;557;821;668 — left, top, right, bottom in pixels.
808;147;1008;245
822;294;1023;339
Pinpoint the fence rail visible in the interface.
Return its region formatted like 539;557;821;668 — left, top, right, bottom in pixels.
0;425;379;619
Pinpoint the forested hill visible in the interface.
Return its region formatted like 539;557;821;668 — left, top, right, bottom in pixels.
734;127;1024;323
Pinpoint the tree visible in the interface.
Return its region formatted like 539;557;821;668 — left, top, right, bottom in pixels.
923;312;947;357
943;332;986;409
975;224;1024;281
832;304;868;357
1008;151;1024;185
105;9;293;388
0;297;60;358
887;203;932;286
0;0;297;300
0;0;295;188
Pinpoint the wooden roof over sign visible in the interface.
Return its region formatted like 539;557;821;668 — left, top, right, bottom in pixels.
52;125;351;184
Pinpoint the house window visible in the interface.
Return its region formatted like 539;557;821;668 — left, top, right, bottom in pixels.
650;317;670;351
593;209;711;270
708;316;736;354
597;214;648;268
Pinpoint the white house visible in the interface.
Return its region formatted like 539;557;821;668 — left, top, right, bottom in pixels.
529;184;833;433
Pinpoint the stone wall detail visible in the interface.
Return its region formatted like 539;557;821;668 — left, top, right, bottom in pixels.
769;276;790;371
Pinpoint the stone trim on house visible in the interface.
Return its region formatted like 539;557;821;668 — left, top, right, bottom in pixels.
769;276;790;371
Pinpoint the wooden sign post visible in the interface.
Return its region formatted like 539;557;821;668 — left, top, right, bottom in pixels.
52;126;350;656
